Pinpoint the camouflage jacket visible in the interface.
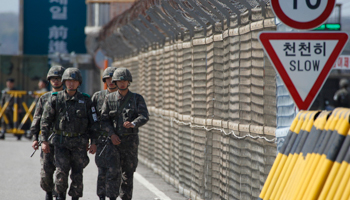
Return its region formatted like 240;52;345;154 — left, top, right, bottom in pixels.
41;90;98;142
100;90;149;137
91;89;111;134
30;91;51;141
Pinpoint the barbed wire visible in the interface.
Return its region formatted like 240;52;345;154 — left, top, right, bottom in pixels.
150;113;277;143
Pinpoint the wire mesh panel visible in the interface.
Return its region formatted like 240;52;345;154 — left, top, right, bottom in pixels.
263;8;278;129
228;26;241;124
213;26;228;121
191;28;208;198
178;37;193;193
192;29;208;119
154;49;164;168
239;12;253;125
251;18;265;126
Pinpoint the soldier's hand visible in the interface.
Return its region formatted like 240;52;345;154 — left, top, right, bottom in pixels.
89;144;97;154
123;121;135;129
42;141;50;153
111;134;121;145
32;140;39;150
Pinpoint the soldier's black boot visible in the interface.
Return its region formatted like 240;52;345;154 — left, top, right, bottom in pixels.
99;196;105;200
71;197;79;200
56;193;65;200
109;198;116;200
45;192;53;200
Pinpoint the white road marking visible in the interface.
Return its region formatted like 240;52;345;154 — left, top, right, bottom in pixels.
134;172;172;200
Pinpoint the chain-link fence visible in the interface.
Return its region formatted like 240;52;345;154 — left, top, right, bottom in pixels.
100;1;278;199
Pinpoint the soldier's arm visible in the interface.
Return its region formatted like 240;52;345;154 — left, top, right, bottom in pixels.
132;94;149;128
40;96;56;142
100;96;116;137
30;96;45;141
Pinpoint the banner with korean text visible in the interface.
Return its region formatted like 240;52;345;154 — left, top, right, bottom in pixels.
23;0;86;55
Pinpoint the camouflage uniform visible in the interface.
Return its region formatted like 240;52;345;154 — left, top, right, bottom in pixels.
31;92;55;193
91;67;120;199
100;68;149;200
334;79;350;108
30;65;65;198
41;68;98;200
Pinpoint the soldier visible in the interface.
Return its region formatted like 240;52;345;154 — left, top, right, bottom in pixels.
100;68;149;200
0;78;16;139
334;78;350;108
41;68;98;200
31;65;66;200
91;67;119;200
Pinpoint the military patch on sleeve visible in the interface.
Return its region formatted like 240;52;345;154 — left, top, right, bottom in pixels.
79;100;84;103
92;113;98;122
91;106;96;112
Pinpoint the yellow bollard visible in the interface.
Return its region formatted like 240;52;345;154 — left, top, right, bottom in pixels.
282;111;330;200
258;111;303;200
303;109;349;200
292;109;341;200
333;144;350;200
319;110;350;200
339;174;350;200
275;111;320;200
263;111;307;200
271;111;315;200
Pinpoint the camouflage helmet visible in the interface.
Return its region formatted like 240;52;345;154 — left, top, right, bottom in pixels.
61;68;83;84
47;64;66;80
112;68;132;82
102;67;117;82
340;78;349;88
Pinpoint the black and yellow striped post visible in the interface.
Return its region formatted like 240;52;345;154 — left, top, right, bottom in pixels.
17;97;36;131
270;111;317;200
0;105;10;125
258;111;303;200
263;111;307;200
282;111;330;200
0;99;10;120
328;130;350;200
281;111;330;199
274;111;320;200
8;91;27;134
318;109;350;200
339;167;350;199
303;109;349;199
292;108;342;200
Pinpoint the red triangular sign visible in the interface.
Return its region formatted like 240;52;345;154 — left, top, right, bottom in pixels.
259;32;348;110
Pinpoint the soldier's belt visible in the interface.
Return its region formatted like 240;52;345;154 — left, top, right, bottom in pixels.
55;130;83;137
119;132;137;137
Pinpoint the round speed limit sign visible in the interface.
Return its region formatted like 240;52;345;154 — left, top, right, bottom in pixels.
271;0;336;30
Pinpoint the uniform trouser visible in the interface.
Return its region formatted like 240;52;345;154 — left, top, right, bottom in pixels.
40;144;56;193
1;110;13;133
118;134;139;200
95;138;121;198
53;135;89;198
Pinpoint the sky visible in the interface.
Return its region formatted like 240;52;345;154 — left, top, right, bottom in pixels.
0;0;19;13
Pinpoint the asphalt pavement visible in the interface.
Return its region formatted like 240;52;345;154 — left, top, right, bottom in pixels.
0;133;188;200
